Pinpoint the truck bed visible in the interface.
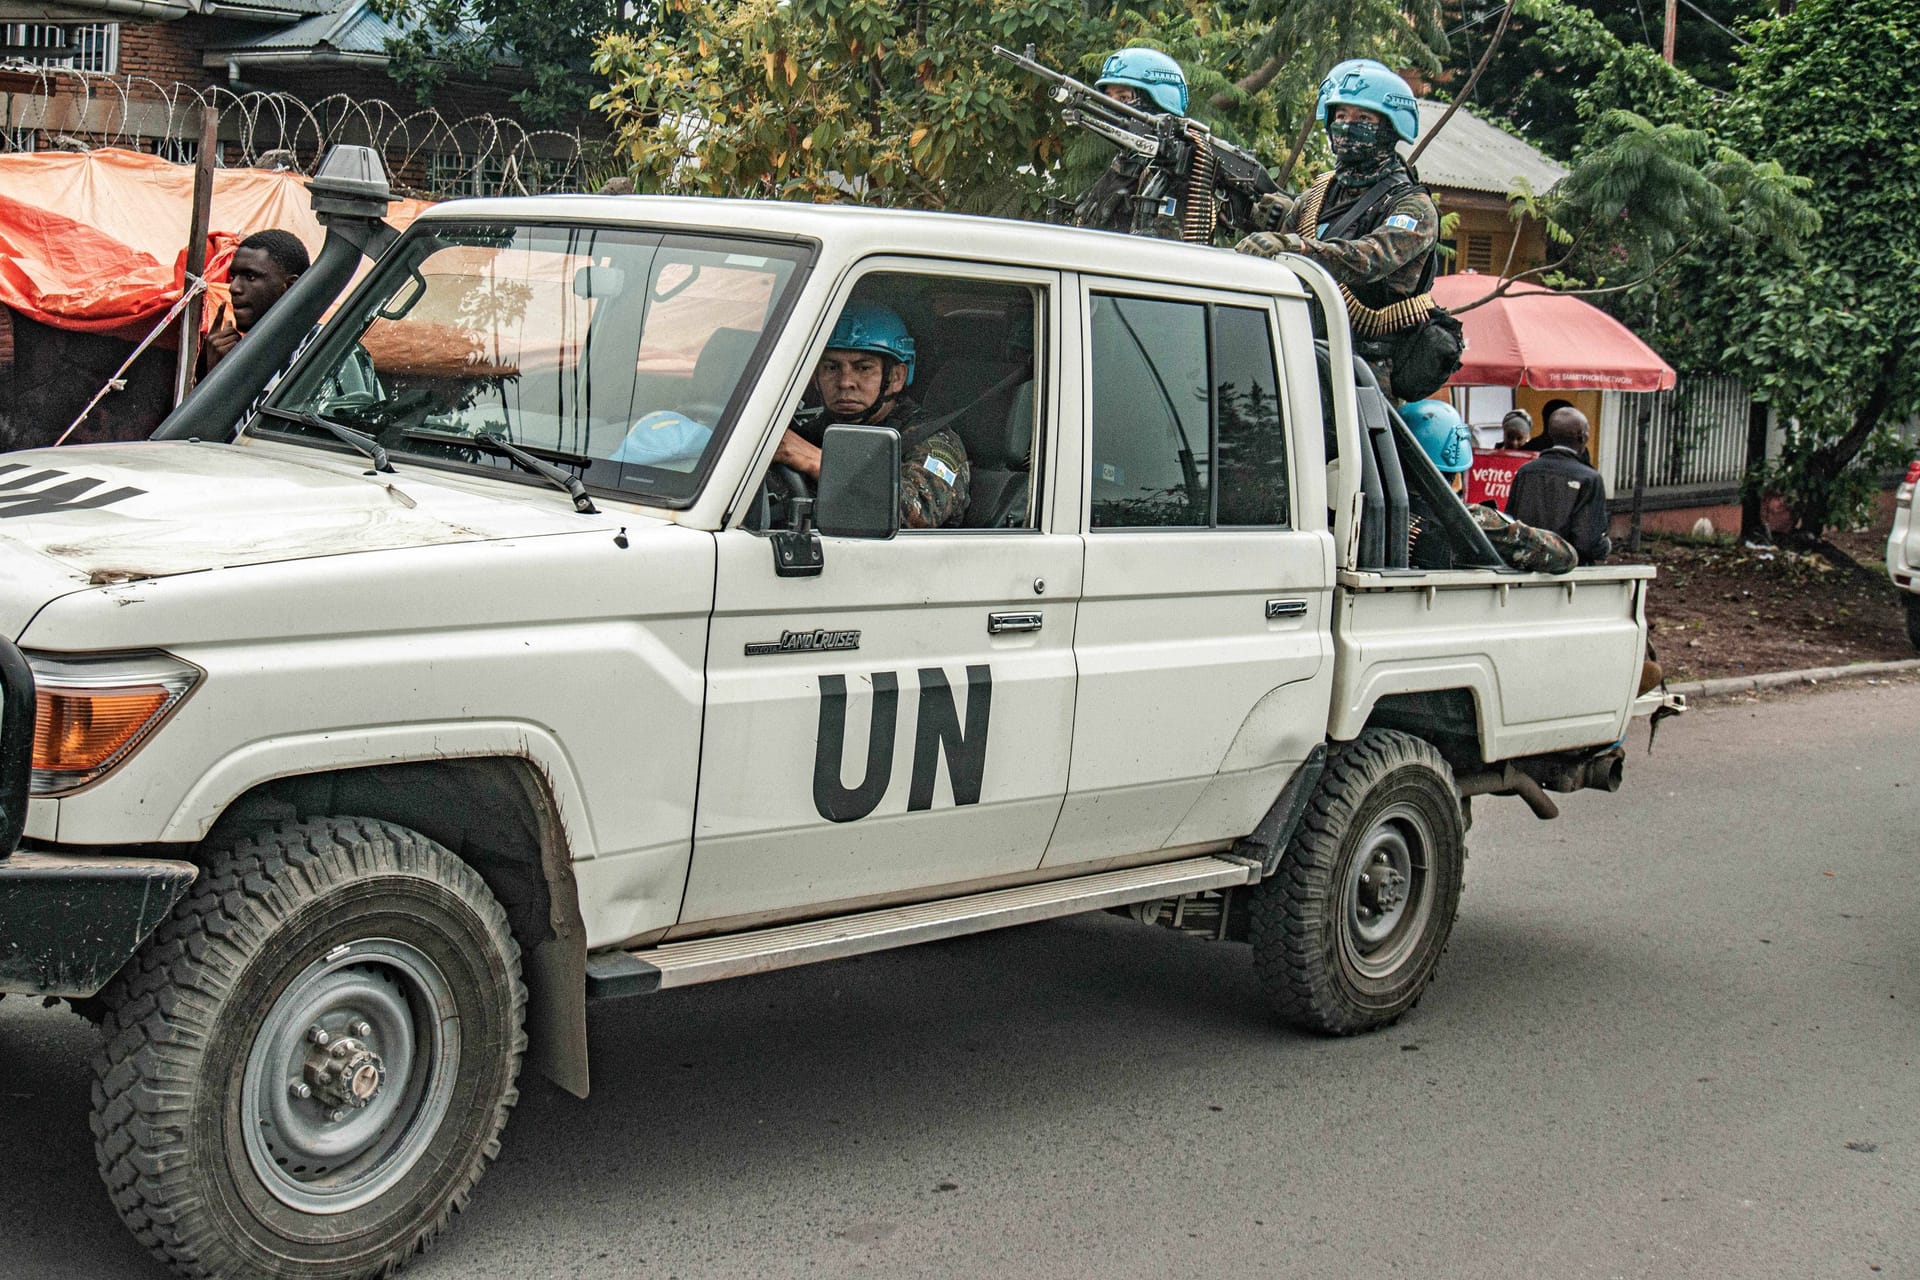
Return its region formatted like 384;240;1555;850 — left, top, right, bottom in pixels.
1330;564;1654;761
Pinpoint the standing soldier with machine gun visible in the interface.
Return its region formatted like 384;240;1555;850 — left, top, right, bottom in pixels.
994;44;1279;244
1234;59;1462;401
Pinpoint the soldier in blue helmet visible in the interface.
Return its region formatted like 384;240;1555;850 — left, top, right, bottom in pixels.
1235;60;1447;399
1401;398;1474;494
1072;48;1193;239
773;302;971;529
1402;399;1577;573
1094;47;1189;115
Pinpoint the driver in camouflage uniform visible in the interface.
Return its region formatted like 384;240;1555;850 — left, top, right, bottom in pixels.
773;303;970;529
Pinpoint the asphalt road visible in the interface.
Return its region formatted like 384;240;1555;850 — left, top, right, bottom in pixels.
4;681;1916;1279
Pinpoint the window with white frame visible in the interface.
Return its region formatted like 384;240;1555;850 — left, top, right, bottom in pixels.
0;22;119;73
152;134;205;166
428;149;508;197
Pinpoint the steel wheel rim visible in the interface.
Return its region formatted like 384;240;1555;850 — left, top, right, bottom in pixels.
240;938;461;1215
1340;801;1433;980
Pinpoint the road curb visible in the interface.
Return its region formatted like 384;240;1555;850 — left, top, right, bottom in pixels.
1668;657;1920;702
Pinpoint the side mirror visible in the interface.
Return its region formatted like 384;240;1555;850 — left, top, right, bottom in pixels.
572;264;627;299
816;424;900;539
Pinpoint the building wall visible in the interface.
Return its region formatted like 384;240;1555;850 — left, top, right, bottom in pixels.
1432;191;1550;277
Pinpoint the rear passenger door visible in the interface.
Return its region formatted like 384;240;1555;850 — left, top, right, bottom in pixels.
1043;283;1336;869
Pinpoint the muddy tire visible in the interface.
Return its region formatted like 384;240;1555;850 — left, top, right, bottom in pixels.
89;817;525;1279
1905;594;1920;652
1248;730;1465;1034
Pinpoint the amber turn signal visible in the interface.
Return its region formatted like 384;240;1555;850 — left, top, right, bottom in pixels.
34;686;173;775
25;651;201;795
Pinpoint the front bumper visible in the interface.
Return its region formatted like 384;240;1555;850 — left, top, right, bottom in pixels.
0;850;197;996
0;637;196;996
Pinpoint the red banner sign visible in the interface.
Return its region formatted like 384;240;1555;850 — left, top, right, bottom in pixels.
1466;449;1535;510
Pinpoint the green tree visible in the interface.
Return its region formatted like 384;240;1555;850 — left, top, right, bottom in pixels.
591;0;1450;213
1424;2;1812;322
1446;0;1772;161
371;0;640;125
1696;0;1920;537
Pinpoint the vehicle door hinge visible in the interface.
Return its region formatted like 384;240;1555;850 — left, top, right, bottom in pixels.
771;496;823;578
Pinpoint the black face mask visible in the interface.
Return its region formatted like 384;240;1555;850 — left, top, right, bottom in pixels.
1328;117;1399;184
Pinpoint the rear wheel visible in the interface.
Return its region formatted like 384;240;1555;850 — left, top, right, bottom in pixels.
90;817;525;1279
1248;730;1465;1034
1904;594;1920;651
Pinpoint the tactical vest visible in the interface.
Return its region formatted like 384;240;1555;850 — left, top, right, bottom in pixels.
1296;173;1441;338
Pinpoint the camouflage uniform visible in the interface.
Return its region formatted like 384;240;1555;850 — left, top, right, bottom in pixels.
1469;502;1576;575
888;398;972;529
1235;168;1440;393
798;395;970;529
1237;172;1438;301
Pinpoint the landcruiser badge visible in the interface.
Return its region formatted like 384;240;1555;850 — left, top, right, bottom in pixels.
745;628;861;657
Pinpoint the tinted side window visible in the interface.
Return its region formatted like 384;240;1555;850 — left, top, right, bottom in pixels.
1090;293;1291;531
1214;305;1290;527
1089;295;1209;528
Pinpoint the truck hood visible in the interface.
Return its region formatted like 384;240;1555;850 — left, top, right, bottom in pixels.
0;440;626;588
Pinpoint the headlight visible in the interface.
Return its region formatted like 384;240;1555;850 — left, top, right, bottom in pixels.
27;651;201;796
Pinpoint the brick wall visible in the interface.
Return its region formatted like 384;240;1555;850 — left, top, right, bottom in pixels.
116;16;211;93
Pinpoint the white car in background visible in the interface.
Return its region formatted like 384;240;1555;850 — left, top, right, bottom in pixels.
1889;458;1920;649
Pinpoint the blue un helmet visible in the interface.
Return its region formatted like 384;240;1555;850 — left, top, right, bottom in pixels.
610;410;712;467
1400;400;1473;475
827;302;917;386
1316;58;1420;144
1095;47;1189;116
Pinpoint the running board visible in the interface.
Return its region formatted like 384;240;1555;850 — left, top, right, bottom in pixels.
585;855;1259;999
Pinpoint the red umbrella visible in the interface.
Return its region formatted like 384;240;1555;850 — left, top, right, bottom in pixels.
1429;274;1677;392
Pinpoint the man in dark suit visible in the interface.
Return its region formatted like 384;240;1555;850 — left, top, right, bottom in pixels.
1507;407;1612;564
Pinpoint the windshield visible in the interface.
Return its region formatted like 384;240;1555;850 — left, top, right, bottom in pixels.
261;222;810;504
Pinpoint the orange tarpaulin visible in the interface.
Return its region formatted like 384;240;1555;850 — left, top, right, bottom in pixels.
0;148;432;343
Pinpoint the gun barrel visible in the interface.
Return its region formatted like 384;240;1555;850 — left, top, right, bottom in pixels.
990;43;1158;126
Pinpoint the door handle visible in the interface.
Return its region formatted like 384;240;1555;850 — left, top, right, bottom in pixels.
988;611;1043;634
1265;598;1309;619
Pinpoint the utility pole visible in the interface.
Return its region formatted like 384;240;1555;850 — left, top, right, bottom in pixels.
1662;0;1678;63
173;106;219;406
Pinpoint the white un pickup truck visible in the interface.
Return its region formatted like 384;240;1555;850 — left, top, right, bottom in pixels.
0;187;1666;1279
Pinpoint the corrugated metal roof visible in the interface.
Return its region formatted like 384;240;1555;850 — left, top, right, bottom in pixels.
214;0;402;54
205;0;342;19
1407;98;1567;197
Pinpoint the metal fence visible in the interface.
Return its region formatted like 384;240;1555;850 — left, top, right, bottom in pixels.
1614;373;1751;494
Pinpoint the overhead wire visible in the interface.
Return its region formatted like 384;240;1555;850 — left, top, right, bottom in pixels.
1676;0;1754;45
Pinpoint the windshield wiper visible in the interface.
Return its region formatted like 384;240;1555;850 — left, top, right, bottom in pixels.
469;432;599;513
393;427;600;513
256;406;394;474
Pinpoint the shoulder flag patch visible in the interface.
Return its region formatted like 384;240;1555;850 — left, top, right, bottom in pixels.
1384;214;1419;232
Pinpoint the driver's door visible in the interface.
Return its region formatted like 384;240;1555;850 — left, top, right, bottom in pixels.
679;264;1079;932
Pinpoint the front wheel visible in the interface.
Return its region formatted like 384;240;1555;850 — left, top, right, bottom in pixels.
1247;730;1465;1034
90;817;525;1279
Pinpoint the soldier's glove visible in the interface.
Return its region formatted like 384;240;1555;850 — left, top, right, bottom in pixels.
1234;231;1303;259
1252;190;1294;231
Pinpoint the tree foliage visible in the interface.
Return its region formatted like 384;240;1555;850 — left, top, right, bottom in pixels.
591;0;1449;213
1670;0;1920;534
1450;0;1769;161
371;0;638;125
1434;3;1813;323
